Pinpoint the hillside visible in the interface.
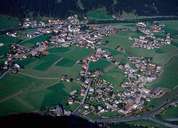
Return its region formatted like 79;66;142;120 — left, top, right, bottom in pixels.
0;0;178;18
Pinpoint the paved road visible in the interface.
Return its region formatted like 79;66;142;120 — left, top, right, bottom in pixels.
165;118;178;122
72;99;178;128
72;82;91;114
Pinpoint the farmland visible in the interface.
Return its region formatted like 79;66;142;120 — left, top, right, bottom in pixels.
0;14;178;128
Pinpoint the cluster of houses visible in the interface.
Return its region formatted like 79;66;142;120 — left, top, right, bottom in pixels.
132;22;171;49
23;18;46;28
117;57;162;114
66;51;164;115
2;15;169;117
1;41;48;73
22;15;116;49
50;23;116;49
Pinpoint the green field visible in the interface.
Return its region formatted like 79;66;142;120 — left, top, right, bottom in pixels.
87;8;113;21
0;35;21;56
0;15;19;30
56;58;75;67
0;98;34;116
0;74;55;100
1;18;178;119
34;54;61;71
160;106;178;119
102;66;125;91
89;59;111;71
20;34;51;47
151;55;178;89
48;47;70;54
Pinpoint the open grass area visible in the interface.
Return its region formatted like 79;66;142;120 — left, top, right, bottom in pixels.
41;83;69;109
87;8;113;21
102;66;125;91
151;55;178;89
34;54;61;71
63;47;94;61
161;106;178;119
162;20;178;37
0;15;19;30
0;74;54;100
89;59;111;72
0;73;81;116
0;98;34;117
56;58;75;67
20;34;51;47
48;47;70;54
0;35;21;56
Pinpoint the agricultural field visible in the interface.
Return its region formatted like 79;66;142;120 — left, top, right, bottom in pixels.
151;55;178;89
89;59;111;72
160;106;178;119
0;14;178;125
0;42;95;116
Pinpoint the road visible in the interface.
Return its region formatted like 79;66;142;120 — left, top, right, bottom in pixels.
72;82;91;114
95;99;178;127
72;99;178;128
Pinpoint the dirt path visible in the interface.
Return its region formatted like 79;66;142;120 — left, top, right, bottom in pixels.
19;72;59;80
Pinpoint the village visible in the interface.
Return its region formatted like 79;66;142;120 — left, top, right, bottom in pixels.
131;22;171;49
66;48;165;116
0;15;170;118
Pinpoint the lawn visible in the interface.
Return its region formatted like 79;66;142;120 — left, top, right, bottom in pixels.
0;15;19;30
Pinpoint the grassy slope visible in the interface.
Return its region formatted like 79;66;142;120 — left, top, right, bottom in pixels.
0;15;19;30
87;8;113;21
